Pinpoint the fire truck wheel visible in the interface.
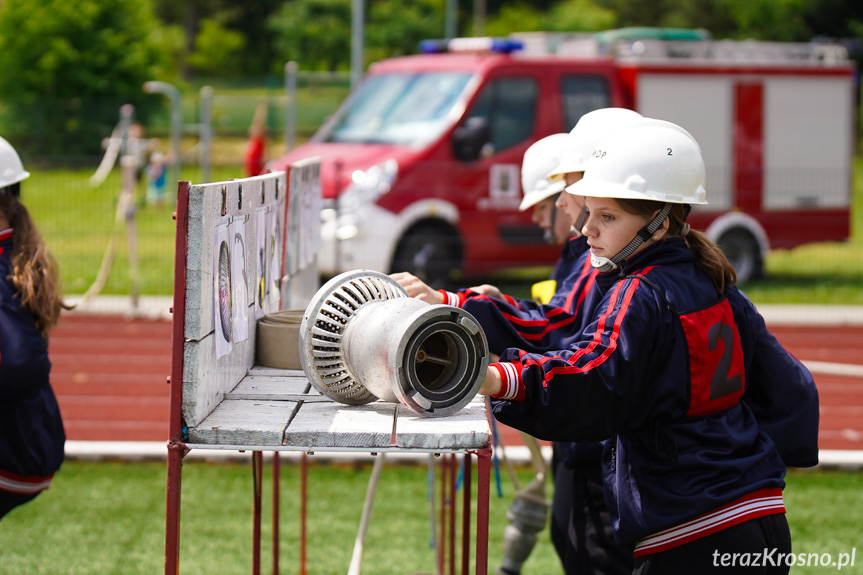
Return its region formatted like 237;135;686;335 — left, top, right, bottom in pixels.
391;222;462;290
717;229;763;284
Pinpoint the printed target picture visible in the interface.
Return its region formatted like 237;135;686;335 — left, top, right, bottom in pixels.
218;240;232;342
267;204;283;305
254;207;267;319
230;217;249;343
213;218;233;359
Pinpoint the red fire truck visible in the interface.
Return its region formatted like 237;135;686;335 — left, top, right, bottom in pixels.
270;29;857;286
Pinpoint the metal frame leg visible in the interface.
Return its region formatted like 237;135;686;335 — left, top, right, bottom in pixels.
300;453;308;575
253;451;263;575
474;449;491;575
448;454;457;575
438;455;447;575
272;452;280;575
165;441;189;575
461;453;472;575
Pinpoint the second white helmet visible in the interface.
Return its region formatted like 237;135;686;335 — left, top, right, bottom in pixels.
567;118;708;205
518;133;569;211
547;107;644;181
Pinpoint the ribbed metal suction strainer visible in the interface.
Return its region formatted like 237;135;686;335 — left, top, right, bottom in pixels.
299;270;408;405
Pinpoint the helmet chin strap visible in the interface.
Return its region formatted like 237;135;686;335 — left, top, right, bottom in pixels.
571;205;588;238
591;202;672;273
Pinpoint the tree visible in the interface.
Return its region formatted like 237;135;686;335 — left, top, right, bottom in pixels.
188;15;247;76
366;0;447;63
0;0;166;154
595;0;822;42
595;0;669;28
153;0;283;77
543;0;616;33
720;0;814;41
485;3;548;36
269;0;353;71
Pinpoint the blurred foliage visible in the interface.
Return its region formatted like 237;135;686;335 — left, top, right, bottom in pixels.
366;0;447;62
187;15;246;76
268;0;354;72
0;0;167;155
2;0;862;153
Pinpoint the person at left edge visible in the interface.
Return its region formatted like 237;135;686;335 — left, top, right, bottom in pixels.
0;136;68;521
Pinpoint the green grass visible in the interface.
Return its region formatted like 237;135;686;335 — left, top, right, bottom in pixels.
0;461;859;574
783;469;863;574
0;459;558;574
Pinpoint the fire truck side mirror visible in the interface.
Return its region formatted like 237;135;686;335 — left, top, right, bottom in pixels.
452;116;491;162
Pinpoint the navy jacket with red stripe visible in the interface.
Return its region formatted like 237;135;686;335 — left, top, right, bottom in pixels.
444;236;610;463
449;236;597;356
488;238;818;546
0;230;65;495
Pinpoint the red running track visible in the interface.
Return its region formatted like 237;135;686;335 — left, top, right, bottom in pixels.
48;313;863;452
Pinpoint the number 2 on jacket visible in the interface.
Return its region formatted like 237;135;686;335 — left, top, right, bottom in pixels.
679;299;746;416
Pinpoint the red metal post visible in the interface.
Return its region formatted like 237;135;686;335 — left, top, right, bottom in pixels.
438;455;446;575
165;441;187;575
461;453;472;575
473;449;492;575
272;452;280;575
448;454;457;575
165;180;191;575
253;451;263;575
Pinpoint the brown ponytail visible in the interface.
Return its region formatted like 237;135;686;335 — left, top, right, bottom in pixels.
617;199;737;295
0;194;71;337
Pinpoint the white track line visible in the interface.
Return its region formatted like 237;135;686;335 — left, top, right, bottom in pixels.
801;360;863;378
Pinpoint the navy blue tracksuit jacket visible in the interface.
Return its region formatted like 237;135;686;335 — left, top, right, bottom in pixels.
487;238;818;553
0;229;65;496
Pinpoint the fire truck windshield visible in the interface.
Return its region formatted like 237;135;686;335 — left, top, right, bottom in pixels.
316;71;473;146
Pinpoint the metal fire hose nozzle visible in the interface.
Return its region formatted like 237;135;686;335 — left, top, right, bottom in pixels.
299;270;489;417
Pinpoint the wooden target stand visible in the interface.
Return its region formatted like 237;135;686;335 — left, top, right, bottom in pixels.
165;165;492;574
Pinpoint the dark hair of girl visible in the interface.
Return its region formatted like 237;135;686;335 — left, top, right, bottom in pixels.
0;194;71;336
617;198;737;295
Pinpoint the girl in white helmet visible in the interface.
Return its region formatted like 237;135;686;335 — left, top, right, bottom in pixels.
480;119;818;574
0;137;68;520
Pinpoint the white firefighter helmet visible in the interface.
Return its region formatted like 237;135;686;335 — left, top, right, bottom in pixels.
567;118;706;272
567;118;708;205
547;107;644;181
518;133;568;211
0;136;30;190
